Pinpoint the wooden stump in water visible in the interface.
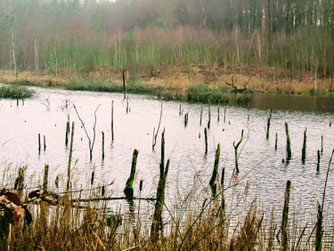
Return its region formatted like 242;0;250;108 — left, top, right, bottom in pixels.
217;101;220;122
317;150;321;172
102;131;105;160
14;167;25;197
315;203;323;251
66;122;75;193
124;149;139;200
207;100;211;129
43;164;49;191
122;70;126;99
204;127;208;155
111;101;114;142
233;129;244;174
266;109;272;140
184;112;189;128
321;135;323;155
285;122;292;162
209;144;220;197
281;180;291;251
151;131;169;241
200;105;203;126
65;117;70;147
302;128;307;164
38;133;41;154
43;135;46;151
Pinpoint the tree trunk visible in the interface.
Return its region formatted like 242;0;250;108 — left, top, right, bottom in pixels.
34;38;39;71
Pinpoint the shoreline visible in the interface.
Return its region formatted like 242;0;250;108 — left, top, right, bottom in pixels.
1;66;333;98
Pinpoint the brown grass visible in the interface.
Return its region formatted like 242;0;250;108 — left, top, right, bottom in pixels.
1;184;330;250
1;65;333;95
1;162;333;250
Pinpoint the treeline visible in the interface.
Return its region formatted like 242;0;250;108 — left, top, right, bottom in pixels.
0;0;333;78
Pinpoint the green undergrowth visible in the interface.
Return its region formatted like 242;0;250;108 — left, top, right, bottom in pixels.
6;80;39;87
65;78;167;96
0;85;34;99
187;84;253;105
4;78;254;106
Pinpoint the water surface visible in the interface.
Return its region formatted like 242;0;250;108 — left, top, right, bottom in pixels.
0;87;333;229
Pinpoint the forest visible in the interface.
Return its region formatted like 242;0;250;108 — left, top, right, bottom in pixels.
0;0;333;80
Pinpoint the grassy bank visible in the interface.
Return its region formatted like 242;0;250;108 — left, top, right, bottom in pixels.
0;176;331;250
0;85;34;99
1;66;333;104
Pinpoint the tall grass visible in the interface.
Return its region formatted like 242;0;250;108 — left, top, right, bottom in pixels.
0;174;332;250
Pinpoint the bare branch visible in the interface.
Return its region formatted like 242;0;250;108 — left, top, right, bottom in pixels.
73;104;100;161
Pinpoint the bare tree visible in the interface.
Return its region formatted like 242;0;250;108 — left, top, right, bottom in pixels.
73;104;100;161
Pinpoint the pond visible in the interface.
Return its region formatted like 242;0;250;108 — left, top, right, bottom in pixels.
0;86;334;230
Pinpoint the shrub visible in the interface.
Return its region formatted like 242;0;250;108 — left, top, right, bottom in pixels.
0;85;34;99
